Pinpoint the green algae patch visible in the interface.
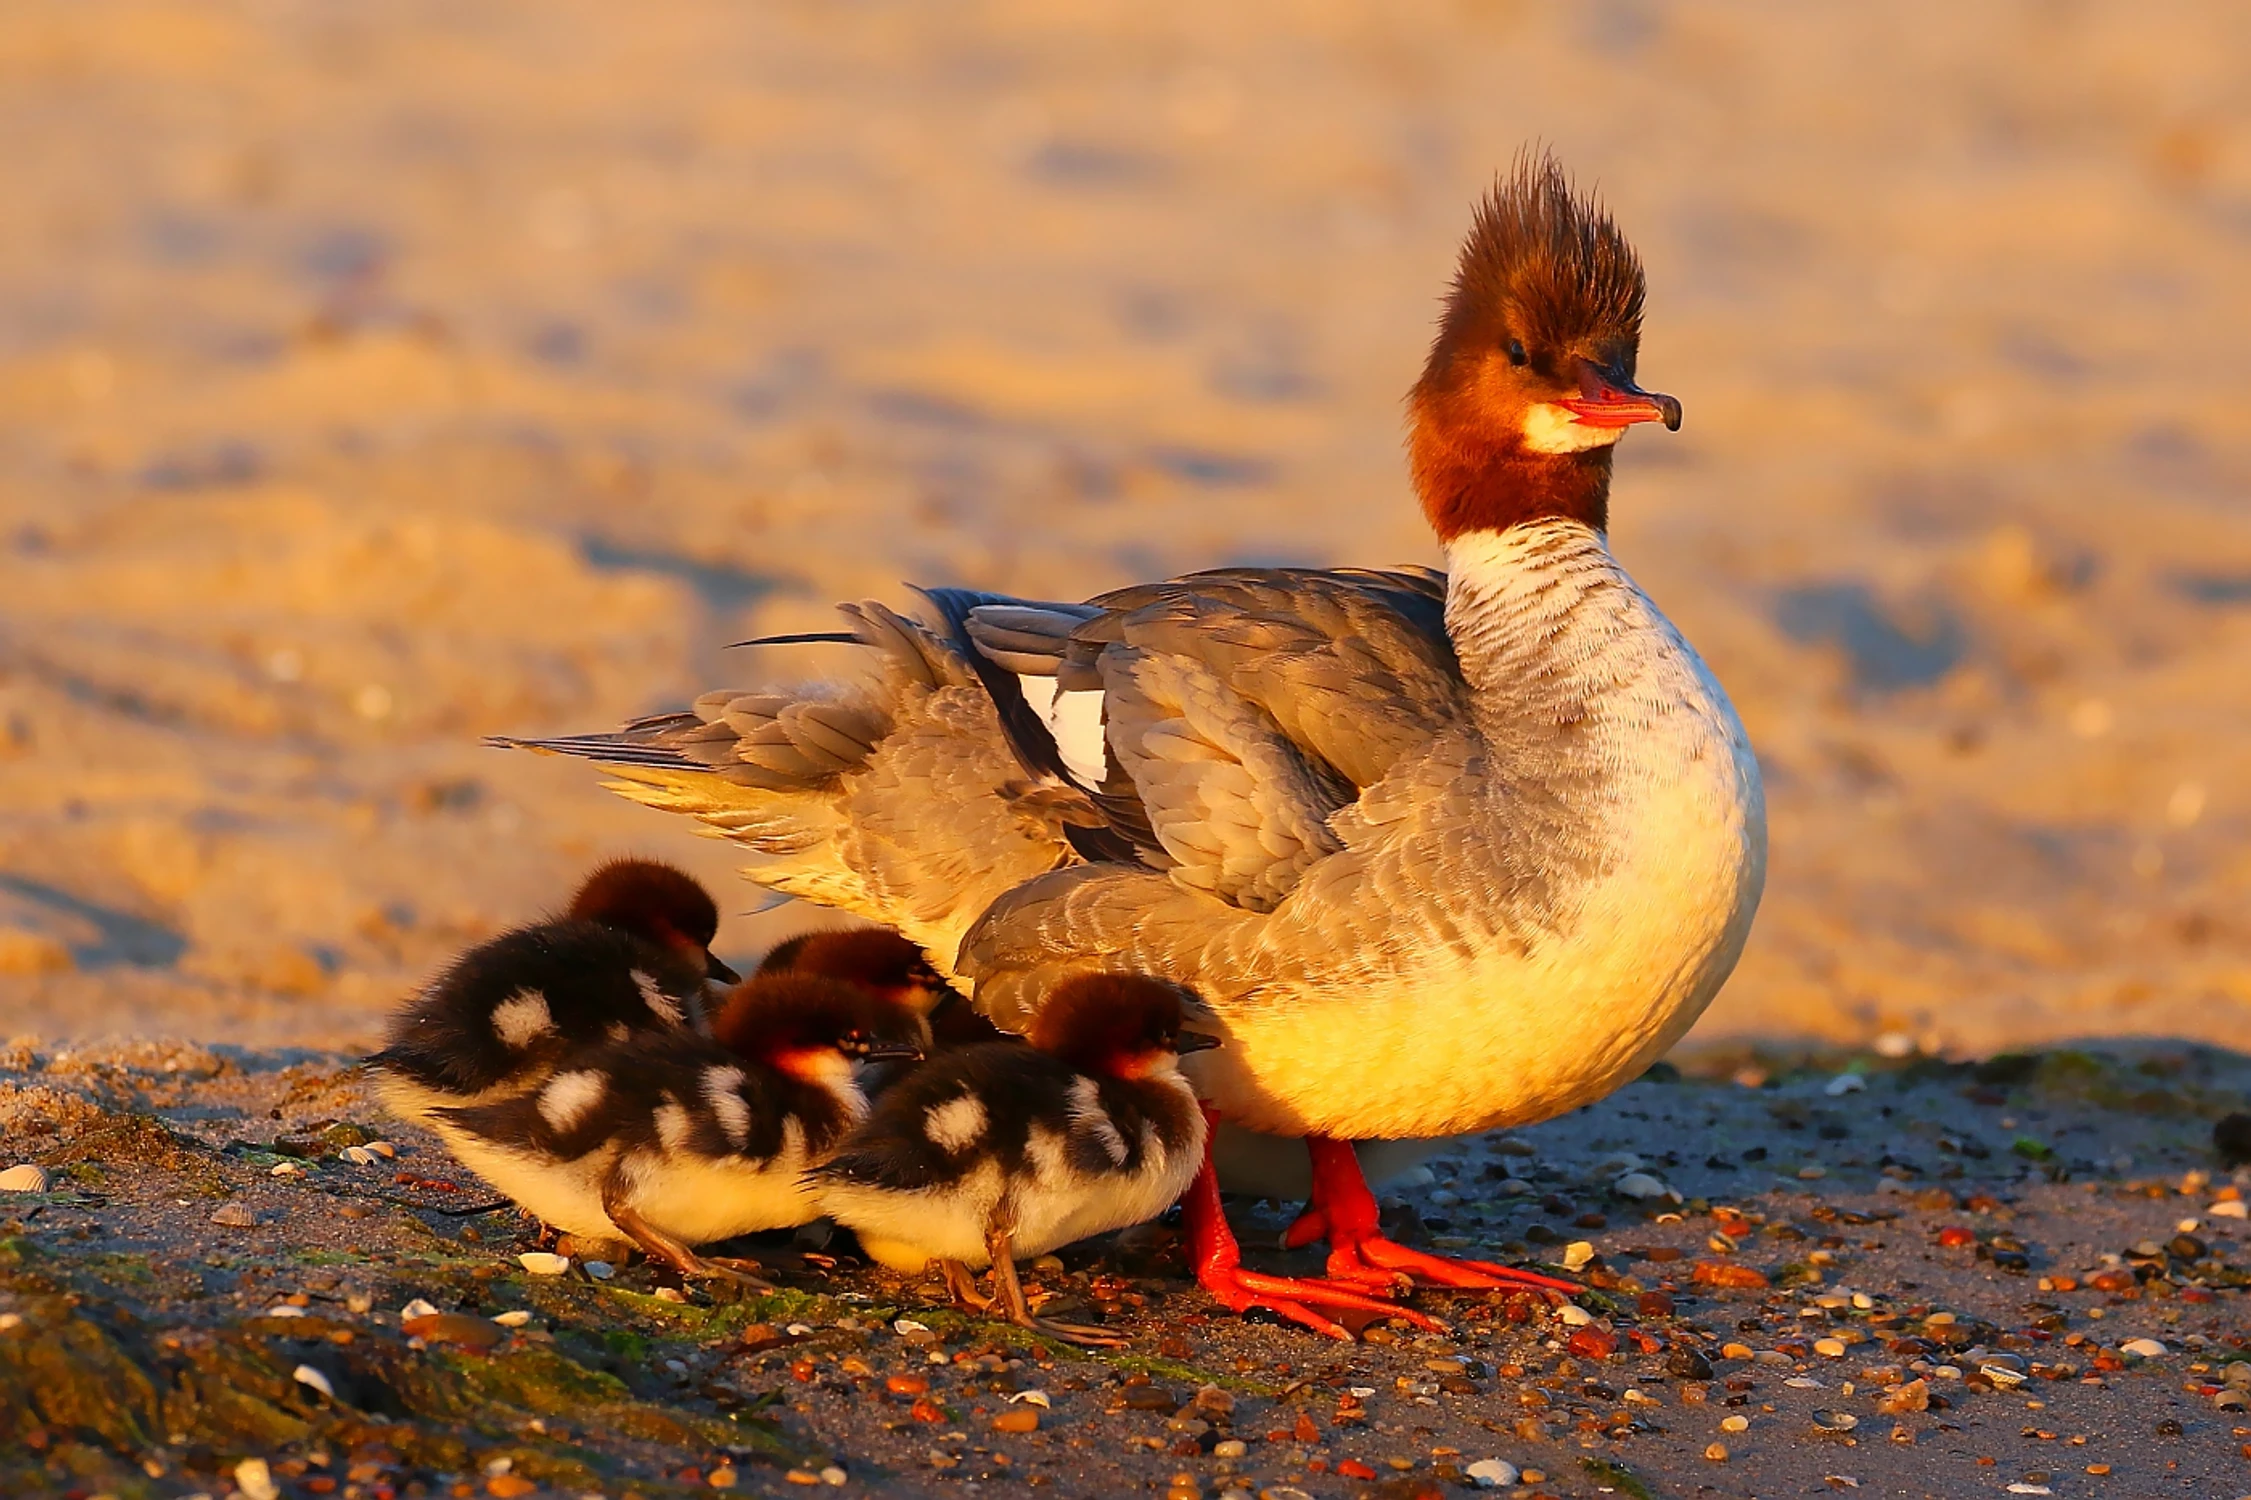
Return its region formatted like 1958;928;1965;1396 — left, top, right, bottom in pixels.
901;1304;1277;1394
0;1234;818;1497
0;1300;162;1450
1581;1456;1657;1499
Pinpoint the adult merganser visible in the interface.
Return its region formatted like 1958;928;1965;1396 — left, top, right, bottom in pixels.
430;973;926;1280
810;973;1213;1344
498;154;1765;1334
369;858;738;1133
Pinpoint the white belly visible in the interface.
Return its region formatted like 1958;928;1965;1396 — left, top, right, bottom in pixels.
432;1125;823;1246
431;1128;621;1242
823;1121;1206;1271
1197;762;1765;1140
621;1153;824;1242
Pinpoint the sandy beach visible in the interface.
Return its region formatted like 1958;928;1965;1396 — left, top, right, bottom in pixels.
4;3;2251;1496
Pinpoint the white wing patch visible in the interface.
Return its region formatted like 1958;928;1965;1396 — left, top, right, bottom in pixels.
1047;688;1109;786
1066;1076;1131;1167
634;969;686;1026
703;1066;751;1150
489;989;554;1048
538;1070;606;1133
924;1094;988;1152
654;1097;693;1153
1025;1124;1070;1183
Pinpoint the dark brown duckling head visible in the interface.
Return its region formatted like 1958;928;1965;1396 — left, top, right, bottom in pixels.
1026;973;1221;1080
568;858;739;983
709;973;929;1082
758;926;948;1015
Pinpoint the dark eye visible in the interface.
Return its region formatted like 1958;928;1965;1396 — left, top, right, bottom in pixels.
1505;339;1528;366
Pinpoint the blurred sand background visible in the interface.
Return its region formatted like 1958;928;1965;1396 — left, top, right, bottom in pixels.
2;0;2248;1061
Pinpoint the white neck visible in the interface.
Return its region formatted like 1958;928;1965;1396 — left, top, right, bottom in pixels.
1442;520;1622;702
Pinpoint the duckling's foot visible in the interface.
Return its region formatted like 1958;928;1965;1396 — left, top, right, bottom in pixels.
1015;1311;1132;1348
985;1213;1129;1348
1181;1124;1443;1340
939;1258;994;1312
691;1254;777;1288
602;1189;775;1289
1292;1137;1576;1298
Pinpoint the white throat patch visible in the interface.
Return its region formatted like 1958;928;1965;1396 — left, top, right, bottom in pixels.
1521;403;1625;455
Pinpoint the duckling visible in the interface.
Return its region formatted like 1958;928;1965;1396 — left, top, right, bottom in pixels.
430;974;926;1282
761;925;1003;1086
368;858;737;1130
811;973;1216;1344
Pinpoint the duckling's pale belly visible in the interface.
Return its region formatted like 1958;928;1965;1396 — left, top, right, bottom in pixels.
1195;745;1765;1141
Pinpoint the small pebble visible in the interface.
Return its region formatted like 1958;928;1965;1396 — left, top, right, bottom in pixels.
366;1140;398;1158
210;1203;258;1228
518;1252;571;1276
235;1457;281;1500
1814;1338;1847;1358
270;1160;303;1176
583;1260;615;1280
491;1310;532;1327
1721;1415;1750;1433
399;1298;440;1320
1213;1439;1247;1459
1614;1172;1675;1201
2119;1337;2167;1358
993;1408;1039;1434
0;1313;22;1332
820;1468;847;1487
653;1286;687;1303
2209;1200;2248;1220
1824;1074;1866;1096
1562;1240;1595;1271
0;1164;51;1193
1705;1443;1729;1462
1465;1457;1518;1487
1813;1410;1857;1431
263;1305;307;1319
1556;1303;1594;1326
709;1465;739;1487
292;1364;335;1399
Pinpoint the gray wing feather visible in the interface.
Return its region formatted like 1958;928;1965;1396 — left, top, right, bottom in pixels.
1100;648;1350;911
1083;567;1465;791
493;598;1075;971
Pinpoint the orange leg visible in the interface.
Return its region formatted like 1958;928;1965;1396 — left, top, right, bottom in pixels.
1185;1108;1444;1339
1284;1136;1577;1297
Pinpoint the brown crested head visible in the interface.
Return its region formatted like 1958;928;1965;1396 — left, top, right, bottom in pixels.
1409;152;1678;542
1026;973;1221;1078
708;973;929;1071
568;858;738;982
758;927;947;1015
